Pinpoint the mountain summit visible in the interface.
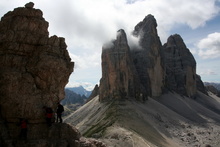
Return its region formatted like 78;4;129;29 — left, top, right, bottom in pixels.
99;29;142;101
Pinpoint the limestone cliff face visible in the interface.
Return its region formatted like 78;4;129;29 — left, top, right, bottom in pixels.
131;14;165;97
163;34;197;97
99;29;142;101
0;2;77;145
0;2;74;124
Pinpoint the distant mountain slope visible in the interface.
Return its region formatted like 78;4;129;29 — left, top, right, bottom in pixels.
204;82;220;97
62;89;87;105
66;86;92;97
61;89;88;117
204;82;220;90
65;92;220;147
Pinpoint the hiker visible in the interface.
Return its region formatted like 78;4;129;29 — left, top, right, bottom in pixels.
19;118;28;140
56;102;64;123
43;106;53;127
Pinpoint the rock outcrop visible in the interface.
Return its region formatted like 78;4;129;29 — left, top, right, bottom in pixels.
0;1;73;123
163;34;197;97
88;84;99;101
131;15;165;97
99;29;143;101
196;75;208;95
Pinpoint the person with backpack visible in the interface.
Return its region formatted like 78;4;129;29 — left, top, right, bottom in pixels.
19;118;28;140
56;102;64;123
43;106;53;127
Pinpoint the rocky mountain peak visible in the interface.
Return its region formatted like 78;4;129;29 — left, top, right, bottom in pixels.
116;29;128;45
99;29;142;101
163;34;197;97
133;14;157;37
131;14;164;97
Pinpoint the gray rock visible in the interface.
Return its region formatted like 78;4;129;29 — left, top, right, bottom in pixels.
163;34;197;97
99;29;143;101
196;75;208;95
131;14;165;97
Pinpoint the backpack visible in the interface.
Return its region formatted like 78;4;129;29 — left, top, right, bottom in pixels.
57;104;64;113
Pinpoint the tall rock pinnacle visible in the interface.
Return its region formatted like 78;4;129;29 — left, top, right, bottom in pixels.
99;29;143;101
0;2;74;141
163;34;197;97
131;14;165;97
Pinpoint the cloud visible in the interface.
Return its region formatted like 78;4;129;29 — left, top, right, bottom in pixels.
199;69;218;75
66;81;95;91
197;32;220;59
33;0;220;47
69;52;100;70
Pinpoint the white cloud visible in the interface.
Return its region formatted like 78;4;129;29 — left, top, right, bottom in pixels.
66;81;95;91
197;32;220;59
198;69;218;76
69;52;100;69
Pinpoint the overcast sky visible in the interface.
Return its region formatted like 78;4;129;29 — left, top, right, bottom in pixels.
1;0;220;90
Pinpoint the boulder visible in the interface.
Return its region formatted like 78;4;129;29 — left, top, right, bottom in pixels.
25;2;34;9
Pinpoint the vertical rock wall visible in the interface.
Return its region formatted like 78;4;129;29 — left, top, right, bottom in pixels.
131;15;165;97
0;3;74;141
163;34;197;97
99;30;142;101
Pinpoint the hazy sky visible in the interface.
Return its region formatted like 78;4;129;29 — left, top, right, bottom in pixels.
1;0;220;90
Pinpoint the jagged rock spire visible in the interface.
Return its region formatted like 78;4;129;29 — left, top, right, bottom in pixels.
99;29;143;101
131;14;165;97
163;34;197;97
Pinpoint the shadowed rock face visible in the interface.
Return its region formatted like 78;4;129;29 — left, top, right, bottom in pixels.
131;14;165;97
196;75;208;95
163;34;197;97
0;2;74;143
99;29;143;101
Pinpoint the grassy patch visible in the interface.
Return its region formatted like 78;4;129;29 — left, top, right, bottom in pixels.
83;100;119;137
